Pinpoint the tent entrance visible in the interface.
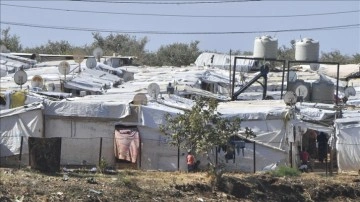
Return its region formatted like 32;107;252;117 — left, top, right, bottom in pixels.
29;137;61;172
300;129;335;172
114;125;140;169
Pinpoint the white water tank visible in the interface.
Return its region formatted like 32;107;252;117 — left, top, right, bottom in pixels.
253;35;278;59
295;38;319;61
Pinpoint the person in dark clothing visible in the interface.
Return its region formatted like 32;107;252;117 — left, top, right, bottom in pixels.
317;132;328;163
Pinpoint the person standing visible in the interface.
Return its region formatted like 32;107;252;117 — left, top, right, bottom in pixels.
186;150;195;172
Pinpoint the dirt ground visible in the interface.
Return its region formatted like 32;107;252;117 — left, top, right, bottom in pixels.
0;168;360;202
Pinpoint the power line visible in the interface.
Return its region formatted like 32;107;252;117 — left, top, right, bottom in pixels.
1;20;359;35
70;0;253;5
1;3;359;18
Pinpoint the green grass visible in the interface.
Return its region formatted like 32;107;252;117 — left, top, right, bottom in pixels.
268;166;300;177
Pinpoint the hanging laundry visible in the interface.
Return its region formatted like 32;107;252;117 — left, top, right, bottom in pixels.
114;129;140;163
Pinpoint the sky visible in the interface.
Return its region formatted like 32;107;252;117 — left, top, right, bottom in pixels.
1;0;359;55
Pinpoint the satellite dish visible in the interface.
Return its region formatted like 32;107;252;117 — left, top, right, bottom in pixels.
147;83;160;100
0;65;8;77
310;63;320;71
14;69;28;86
288;71;297;82
93;47;104;62
122;71;134;82
133;93;148;105
295;84;309;98
58;61;70;75
86;57;97;69
73;50;85;64
31;75;44;88
344;86;356;97
283;91;297;106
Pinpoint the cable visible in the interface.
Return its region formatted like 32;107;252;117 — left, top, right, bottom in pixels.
1;21;359;35
1;3;359;18
69;0;252;5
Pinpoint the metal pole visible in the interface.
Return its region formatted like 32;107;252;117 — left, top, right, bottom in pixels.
215;146;218;166
280;60;286;98
177;145;180;171
336;63;340;105
287;61;291;91
229;50;232;98
253;141;256;173
325;142;328;177
19;136;24;169
98;137;103;165
290;142;293;168
231;58;237;100
139;137;142;169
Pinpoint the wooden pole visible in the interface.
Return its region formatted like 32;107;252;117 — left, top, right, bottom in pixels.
98;137;103;165
18;136;24;169
253;141;256;173
177;145;180;171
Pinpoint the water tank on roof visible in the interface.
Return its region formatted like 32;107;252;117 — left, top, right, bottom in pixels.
253;35;278;59
311;80;334;104
287;80;311;102
295;38;319;61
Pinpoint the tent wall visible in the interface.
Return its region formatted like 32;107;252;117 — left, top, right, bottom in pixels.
138;126;187;171
335;119;360;172
44;116;117;166
0;108;43;166
239;119;288;150
205;143;287;172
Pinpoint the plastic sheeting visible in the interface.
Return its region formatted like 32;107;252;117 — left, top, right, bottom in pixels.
0;103;43;157
335;118;360;172
194;52;255;72
43;99;131;119
140;103;183;129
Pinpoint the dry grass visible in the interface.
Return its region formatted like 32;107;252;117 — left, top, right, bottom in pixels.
1;167;359;202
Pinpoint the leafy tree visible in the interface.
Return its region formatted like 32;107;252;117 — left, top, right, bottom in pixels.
350;53;360;64
141;52;162;66
160;98;243;186
156;41;201;67
320;50;351;64
0;27;22;52
230;50;253;56
277;45;295;61
24;40;74;55
91;32;148;63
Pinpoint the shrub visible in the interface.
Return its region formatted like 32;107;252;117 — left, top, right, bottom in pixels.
269;166;300;177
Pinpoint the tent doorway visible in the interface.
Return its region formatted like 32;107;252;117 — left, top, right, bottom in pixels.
29;137;61;172
114;125;140;169
300;129;333;172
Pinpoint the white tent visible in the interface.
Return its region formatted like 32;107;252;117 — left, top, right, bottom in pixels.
194;52;256;72
335;117;360;172
0;103;43;166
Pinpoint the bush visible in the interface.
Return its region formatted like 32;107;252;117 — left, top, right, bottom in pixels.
268;166;300;177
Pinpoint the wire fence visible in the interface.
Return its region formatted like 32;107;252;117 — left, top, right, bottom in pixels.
1;135;359;145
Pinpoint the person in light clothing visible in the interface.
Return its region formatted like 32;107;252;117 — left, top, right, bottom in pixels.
186;150;195;172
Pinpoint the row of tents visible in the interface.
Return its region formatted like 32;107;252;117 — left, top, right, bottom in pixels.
1;52;359;173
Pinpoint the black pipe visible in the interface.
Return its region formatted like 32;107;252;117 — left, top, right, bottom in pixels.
232;64;269;100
